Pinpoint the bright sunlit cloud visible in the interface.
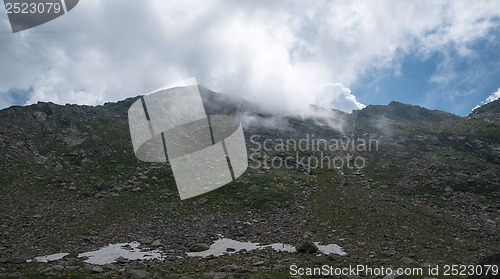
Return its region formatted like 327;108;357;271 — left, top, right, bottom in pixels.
473;87;500;111
0;0;499;116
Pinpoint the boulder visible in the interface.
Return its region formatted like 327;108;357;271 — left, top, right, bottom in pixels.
296;241;318;253
188;243;210;252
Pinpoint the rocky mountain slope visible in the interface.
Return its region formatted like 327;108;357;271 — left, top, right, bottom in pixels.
0;88;499;278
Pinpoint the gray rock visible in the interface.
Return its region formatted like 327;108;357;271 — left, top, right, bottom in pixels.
95;178;105;188
128;268;147;279
193;198;208;206
40;267;53;274
151;239;161;247
202;272;227;279
53;163;64;172
485;167;497;175
33;111;48;121
52;265;65;271
380;250;396;257
221;264;239;272
115;256;128;263
104;263;118;270
91;266;104;273
67;266;80;271
65;252;79;258
253;260;266;266
401;256;417;265
188;243;210;252
296;241;318;253
138;237;153;244
95;192;105;198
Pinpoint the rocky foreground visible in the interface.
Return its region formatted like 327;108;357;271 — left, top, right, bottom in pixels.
0;91;499;278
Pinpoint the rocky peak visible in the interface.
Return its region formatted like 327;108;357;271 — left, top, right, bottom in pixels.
356;100;461;124
469;99;500;122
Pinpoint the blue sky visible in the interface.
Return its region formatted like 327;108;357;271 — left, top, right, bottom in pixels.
353;26;500;116
1;1;500;117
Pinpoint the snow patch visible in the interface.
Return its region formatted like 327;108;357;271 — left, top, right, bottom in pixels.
78;242;163;265
187;238;345;257
33;253;69;263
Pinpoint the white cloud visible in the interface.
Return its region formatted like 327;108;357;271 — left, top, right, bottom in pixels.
0;0;499;115
473;87;500;111
316;83;366;113
485;88;500;103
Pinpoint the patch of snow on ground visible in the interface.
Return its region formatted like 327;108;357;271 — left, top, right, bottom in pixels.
78;242;164;265
187;238;345;257
33;253;69;263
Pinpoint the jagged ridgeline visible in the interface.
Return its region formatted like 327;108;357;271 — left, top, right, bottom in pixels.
0;87;499;278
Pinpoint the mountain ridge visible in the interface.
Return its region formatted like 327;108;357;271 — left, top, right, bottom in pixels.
0;88;499;278
4;85;495;121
